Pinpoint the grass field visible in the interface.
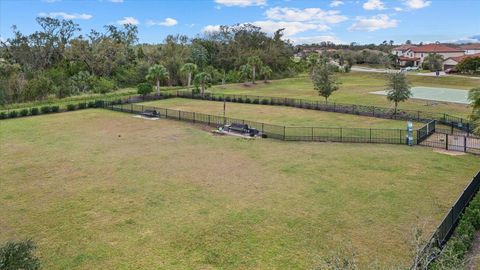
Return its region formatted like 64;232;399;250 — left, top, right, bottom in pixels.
139;98;423;129
1;109;479;269
210;72;477;118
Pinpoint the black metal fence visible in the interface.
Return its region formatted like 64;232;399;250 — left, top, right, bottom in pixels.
419;133;480;155
415;170;480;268
105;101;417;144
163;90;475;133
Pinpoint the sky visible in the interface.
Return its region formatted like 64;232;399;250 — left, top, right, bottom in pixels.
0;0;479;45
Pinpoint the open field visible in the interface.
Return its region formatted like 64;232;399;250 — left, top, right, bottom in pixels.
210;72;477;118
1;109;479;269
139;98;423;129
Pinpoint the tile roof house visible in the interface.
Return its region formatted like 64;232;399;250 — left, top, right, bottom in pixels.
443;53;480;70
459;44;480;55
393;43;465;68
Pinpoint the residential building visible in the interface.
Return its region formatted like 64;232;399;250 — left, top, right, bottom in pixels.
443;53;480;70
460;44;480;55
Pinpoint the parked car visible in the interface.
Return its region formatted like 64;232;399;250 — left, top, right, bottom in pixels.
445;68;457;74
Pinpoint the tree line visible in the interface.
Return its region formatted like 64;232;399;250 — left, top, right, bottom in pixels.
0;19;295;105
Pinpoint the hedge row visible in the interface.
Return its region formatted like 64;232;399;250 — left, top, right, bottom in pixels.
0;100;104;120
431;192;480;268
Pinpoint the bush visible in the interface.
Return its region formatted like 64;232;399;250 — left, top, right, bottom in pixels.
8;110;18;118
253;99;259;104
51;106;60;113
225;96;231;102
95;100;104;108
137;82;153;96
30;108;39;115
67;104;76;111
20;109;29;117
245;98;251;103
41;106;51;114
88;101;96;108
0;239;40;270
0;112;6;119
237;97;244;103
77;103;87;109
261;99;269;105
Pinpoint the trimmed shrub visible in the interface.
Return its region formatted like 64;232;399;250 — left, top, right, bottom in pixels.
261;99;269;105
67;104;76;111
77;103;87;110
253;99;259;104
88;101;96;108
237;97;244;103
0;112;6;119
20;109;29;117
225;96;231;102
8;110;18;118
245;98;251;103
95;100;104;108
51;106;60;113
30;108;39;115
41;106;51;114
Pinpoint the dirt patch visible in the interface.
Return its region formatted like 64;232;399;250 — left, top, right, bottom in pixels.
466;230;480;270
433;148;467;156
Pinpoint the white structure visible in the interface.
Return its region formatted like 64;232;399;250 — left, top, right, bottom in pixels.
460;44;480;55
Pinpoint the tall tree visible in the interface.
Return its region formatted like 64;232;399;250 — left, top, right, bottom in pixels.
247;56;262;83
310;61;340;103
386;72;412;114
180;63;197;88
193;72;211;96
146;64;169;95
259;65;272;83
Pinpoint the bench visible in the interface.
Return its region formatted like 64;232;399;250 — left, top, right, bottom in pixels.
226;123;259;137
141;109;159;118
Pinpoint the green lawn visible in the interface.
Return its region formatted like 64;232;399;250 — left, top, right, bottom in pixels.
1;110;479;269
210;72;476;118
139;98;423;129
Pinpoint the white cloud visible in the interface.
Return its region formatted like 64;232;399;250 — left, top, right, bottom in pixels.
203;25;222;32
147;18;178;27
117;16;139;25
108;0;124;2
265;7;348;24
362;0;385;10
349;14;398;31
214;0;266;7
330;0;344;7
394;7;403;11
289;35;342;44
252;20;329;36
38;12;92;20
42;0;61;3
403;0;431;9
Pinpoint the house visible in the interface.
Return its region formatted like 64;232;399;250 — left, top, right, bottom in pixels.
392;43;465;68
443;53;480;70
460;44;480;55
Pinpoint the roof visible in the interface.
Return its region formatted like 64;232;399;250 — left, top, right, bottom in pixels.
392;45;415;51
459;44;480;50
408;44;464;53
445;53;480;63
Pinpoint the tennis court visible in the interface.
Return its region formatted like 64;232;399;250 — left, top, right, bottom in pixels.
370;86;470;104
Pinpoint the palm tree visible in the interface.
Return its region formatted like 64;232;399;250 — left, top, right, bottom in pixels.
259;65;272;83
423;53;444;71
247;56;263;84
181;63;197;88
193;72;211;96
239;64;252;85
146;64;169;95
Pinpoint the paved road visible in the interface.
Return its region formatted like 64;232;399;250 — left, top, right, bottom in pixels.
351;66;480;80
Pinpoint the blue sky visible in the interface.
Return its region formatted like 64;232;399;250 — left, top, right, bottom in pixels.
1;0;479;45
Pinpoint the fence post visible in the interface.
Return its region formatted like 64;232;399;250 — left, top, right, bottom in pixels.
340;128;343;142
464;136;467;153
178;111;181;120
451;123;454;135
400;129;402;144
446;134;449;150
312;127;314;141
262;123;264;134
193;112;195;123
283;126;286;140
208;115;211;126
369;128;372;143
